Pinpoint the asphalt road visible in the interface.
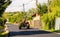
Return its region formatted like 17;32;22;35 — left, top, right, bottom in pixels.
6;23;60;37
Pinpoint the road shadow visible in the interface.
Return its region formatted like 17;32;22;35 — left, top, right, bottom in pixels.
8;30;52;36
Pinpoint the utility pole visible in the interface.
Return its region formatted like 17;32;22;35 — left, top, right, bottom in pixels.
22;4;27;19
23;4;25;12
36;0;38;6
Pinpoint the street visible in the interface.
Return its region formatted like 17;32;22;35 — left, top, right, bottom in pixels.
6;23;60;37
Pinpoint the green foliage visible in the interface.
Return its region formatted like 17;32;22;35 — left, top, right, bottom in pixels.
50;0;60;12
3;12;33;24
0;0;10;30
28;8;36;13
41;0;60;31
27;16;32;20
0;34;6;37
41;11;60;30
3;12;29;23
41;4;48;14
53;30;60;33
0;0;11;17
36;3;48;15
0;17;6;29
41;12;55;30
36;3;41;14
0;17;5;26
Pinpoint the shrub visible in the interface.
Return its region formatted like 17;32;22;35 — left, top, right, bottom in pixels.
41;12;56;30
0;17;6;29
53;30;60;33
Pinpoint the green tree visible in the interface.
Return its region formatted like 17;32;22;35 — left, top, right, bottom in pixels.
41;4;48;14
50;0;60;12
41;0;60;30
28;8;36;13
0;0;11;17
37;3;48;15
36;3;41;14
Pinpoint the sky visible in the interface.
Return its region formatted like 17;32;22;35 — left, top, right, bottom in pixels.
5;0;48;12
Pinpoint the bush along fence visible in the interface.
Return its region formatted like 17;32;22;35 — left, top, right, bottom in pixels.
41;12;60;31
